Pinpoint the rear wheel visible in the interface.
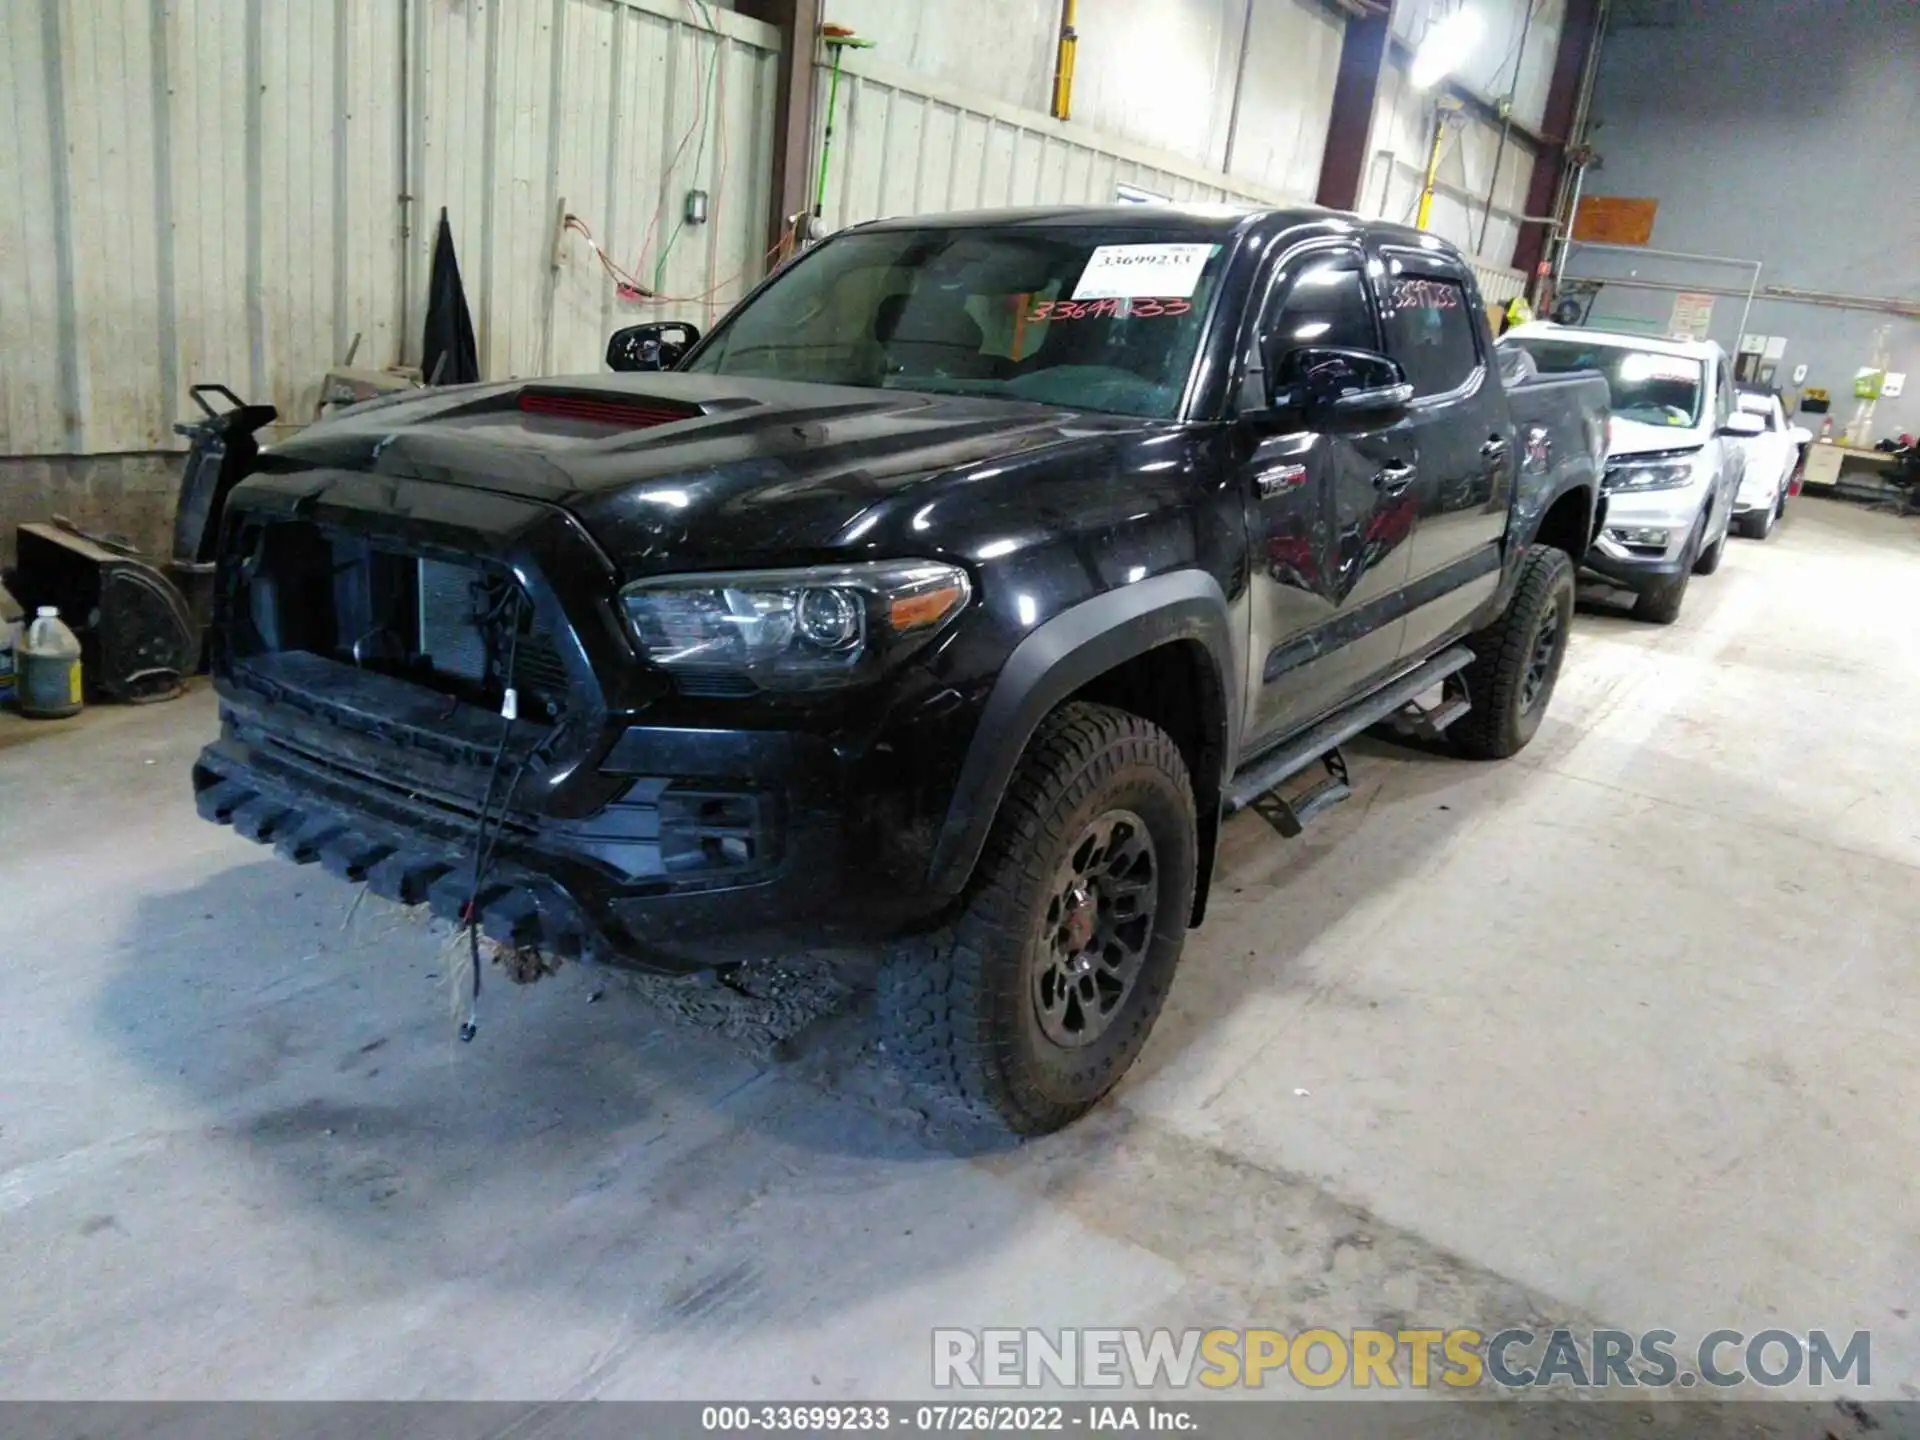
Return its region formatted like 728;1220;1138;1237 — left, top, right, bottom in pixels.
1739;496;1777;540
1452;544;1575;760
879;703;1197;1136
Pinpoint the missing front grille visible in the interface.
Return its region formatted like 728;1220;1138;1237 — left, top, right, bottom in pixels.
231;520;573;723
417;557;489;682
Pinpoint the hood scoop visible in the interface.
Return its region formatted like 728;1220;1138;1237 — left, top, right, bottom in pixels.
516;387;705;429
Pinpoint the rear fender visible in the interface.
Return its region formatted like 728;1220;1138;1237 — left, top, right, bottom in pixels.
1496;429;1602;614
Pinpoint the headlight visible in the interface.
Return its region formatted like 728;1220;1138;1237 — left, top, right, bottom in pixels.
1603;458;1696;492
621;560;971;692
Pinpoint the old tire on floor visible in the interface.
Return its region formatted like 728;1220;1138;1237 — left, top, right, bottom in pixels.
1451;544;1575;761
878;702;1196;1136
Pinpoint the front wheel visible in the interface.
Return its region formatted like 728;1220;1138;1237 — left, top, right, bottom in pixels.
1451;544;1576;760
1693;518;1727;574
879;702;1197;1135
1633;571;1690;624
1635;514;1703;624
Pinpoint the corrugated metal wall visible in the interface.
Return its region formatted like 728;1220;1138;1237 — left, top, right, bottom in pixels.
6;0;1531;461
1361;0;1566;267
419;0;778;382
816;0;1343;200
1366;58;1537;265
0;0;776;459
811;48;1306;236
1468;258;1528;306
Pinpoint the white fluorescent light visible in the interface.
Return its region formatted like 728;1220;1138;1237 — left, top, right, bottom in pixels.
1411;7;1483;90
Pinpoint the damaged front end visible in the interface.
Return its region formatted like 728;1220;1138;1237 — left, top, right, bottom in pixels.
194;464;810;973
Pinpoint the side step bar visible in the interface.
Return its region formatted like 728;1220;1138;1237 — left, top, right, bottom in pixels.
1223;645;1475;824
1384;687;1471;743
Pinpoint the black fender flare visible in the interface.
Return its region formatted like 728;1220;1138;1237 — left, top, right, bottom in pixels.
1512;469;1600;552
926;570;1239;907
1498;467;1600;617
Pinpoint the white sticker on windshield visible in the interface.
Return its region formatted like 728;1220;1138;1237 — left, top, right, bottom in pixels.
1071;243;1216;301
1619;352;1698;383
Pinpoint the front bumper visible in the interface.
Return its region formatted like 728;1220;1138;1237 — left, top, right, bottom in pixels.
1581;482;1706;591
195;686;949;972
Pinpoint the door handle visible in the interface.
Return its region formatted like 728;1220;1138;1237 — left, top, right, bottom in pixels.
1480;435;1510;463
1374;462;1415;495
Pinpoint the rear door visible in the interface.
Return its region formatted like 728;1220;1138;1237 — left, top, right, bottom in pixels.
1238;244;1419;749
1373;247;1512;659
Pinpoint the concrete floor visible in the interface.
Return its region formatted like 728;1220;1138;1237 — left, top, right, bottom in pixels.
3;499;1918;1420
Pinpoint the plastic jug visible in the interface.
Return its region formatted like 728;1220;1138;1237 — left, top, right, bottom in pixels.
19;606;84;719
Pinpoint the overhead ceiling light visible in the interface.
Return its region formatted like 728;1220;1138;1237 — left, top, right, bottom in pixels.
1410;6;1484;90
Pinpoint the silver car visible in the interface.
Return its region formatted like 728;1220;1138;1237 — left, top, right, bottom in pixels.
1500;324;1756;623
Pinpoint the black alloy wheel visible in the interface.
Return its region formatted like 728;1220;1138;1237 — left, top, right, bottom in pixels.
1519;601;1562;716
1033;809;1158;1049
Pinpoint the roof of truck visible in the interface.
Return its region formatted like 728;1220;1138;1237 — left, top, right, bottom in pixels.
1504;321;1725;360
851;204;1448;253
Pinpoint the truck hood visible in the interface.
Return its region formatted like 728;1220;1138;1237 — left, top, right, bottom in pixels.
1607;415;1707;459
265;374;1146;575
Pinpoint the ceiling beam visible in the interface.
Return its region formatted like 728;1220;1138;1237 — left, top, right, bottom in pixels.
735;0;820;257
1315;5;1392;210
1513;0;1606;277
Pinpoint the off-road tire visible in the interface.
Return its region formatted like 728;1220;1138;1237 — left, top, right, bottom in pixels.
878;702;1197;1136
1451;543;1575;760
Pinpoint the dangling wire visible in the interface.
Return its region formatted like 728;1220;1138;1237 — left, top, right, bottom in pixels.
458;584;528;1042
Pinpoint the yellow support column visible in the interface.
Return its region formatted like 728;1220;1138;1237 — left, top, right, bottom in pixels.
1415;96;1463;231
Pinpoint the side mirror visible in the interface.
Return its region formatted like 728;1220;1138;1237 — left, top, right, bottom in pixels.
1785;425;1813;446
1718;412;1765;437
607;321;700;373
1270;347;1413;422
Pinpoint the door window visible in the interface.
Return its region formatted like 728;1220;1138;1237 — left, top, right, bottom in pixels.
1380;274;1480;397
1260;254;1377;364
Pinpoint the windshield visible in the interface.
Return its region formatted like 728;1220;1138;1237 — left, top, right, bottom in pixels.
684;227;1229;419
1506;337;1705;428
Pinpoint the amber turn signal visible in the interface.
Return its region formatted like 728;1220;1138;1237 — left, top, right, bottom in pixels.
889;584;966;632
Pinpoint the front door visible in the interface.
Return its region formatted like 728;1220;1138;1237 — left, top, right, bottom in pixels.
1240;246;1420;751
1375;249;1512;658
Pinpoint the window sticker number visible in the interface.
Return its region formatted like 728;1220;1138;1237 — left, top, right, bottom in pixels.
1027;296;1192;322
1392;278;1460;310
1071;243;1216;300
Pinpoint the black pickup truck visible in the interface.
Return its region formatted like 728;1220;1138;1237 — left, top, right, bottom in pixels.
194;206;1608;1133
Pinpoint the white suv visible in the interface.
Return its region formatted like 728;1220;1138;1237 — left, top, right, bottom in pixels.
1500;324;1758;623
